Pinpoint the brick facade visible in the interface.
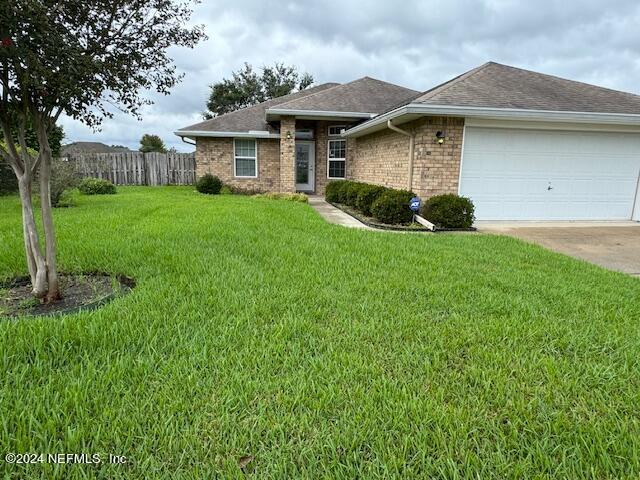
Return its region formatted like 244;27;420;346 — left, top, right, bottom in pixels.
194;116;464;198
279;117;296;192
195;137;280;192
313;121;355;195
349;128;410;191
349;116;465;198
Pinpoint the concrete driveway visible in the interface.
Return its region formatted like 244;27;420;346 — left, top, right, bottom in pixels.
477;222;640;276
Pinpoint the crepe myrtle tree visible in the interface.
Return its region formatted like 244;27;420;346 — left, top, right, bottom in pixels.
0;0;205;302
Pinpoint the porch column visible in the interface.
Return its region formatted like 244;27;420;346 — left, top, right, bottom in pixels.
279;116;296;192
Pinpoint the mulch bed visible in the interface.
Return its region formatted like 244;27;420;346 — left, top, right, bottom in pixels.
329;202;476;232
0;273;135;318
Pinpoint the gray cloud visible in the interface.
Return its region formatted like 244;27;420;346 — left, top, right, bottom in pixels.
59;0;640;152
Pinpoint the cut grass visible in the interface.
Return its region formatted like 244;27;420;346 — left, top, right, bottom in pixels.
0;186;639;479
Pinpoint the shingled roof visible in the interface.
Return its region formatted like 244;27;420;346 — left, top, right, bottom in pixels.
270;77;419;114
178;83;339;133
414;62;640;114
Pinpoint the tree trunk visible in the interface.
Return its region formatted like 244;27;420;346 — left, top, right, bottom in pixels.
38;153;60;301
36;122;60;302
17;174;48;298
2;112;61;302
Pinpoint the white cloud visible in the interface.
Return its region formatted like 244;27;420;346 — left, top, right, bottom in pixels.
59;0;640;152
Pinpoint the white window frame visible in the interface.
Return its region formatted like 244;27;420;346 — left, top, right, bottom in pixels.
233;138;258;178
327;138;346;180
328;125;347;136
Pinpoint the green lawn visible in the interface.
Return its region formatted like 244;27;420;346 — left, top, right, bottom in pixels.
1;187;639;479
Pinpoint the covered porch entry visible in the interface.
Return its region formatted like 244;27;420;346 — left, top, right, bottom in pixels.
272;115;359;195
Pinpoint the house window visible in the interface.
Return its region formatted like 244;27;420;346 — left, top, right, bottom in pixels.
234;138;257;178
295;128;314;140
327;139;346;179
328;125;346;136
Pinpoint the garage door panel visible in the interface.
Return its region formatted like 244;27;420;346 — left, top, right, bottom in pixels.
460;127;640;220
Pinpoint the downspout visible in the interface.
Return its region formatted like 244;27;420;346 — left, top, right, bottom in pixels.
179;135;196;146
387;120;415;191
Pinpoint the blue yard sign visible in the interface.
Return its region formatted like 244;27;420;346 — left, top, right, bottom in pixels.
409;196;421;212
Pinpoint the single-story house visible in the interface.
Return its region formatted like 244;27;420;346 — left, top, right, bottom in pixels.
176;62;640;221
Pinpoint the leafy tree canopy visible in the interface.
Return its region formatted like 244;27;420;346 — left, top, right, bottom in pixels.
205;63;314;118
140;134;167;153
0;0;205;300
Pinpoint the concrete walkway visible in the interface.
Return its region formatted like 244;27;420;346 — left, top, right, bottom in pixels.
308;196;371;229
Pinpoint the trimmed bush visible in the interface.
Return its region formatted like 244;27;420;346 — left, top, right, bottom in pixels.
228;185;263;196
50;159;80;207
356;184;387;216
195;174;222;195
370;189;415;225
220;185;233;195
422;194;475;229
254;192;308;203
343;181;366;207
325;180;348;204
78;178;116;195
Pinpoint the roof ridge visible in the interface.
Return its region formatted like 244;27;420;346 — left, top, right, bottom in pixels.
273;76;419;111
267;82;341;108
359;76;420;93
416;62;494;102
486;62;640;99
273;81;351;109
183;82;339;129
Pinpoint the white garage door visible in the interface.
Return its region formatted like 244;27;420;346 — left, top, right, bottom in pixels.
459;127;640;220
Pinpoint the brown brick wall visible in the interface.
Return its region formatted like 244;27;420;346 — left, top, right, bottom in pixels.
413;117;465;198
315;121;355;195
350;116;465;198
349;128;411;190
195;137;280;192
315;121;329;195
279;117;296;192
193;118;460;197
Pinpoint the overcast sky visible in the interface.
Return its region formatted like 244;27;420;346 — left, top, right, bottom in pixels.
59;0;640;152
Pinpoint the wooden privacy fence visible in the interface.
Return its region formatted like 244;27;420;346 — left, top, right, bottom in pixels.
69;152;196;186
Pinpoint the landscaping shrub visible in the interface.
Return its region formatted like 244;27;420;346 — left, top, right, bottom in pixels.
49;159;80;207
422;194;475;229
228;185;263;196
325;180;348;203
344;181;366;207
370;189;415;225
254;192;308;203
220;185;233;195
195;174;222;195
78;178;117;195
356;184;387;216
0;160;17;195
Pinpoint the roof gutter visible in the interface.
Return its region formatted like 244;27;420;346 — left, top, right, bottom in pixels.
387;120;415;192
174;130;280;139
345;104;640;137
265;108;376;120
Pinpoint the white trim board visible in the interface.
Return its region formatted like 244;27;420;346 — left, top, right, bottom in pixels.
464;118;640;133
266;108;375;120
633;168;640;221
175;130;280;139
344;103;640;138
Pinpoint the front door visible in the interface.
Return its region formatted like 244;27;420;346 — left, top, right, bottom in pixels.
295;141;315;192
